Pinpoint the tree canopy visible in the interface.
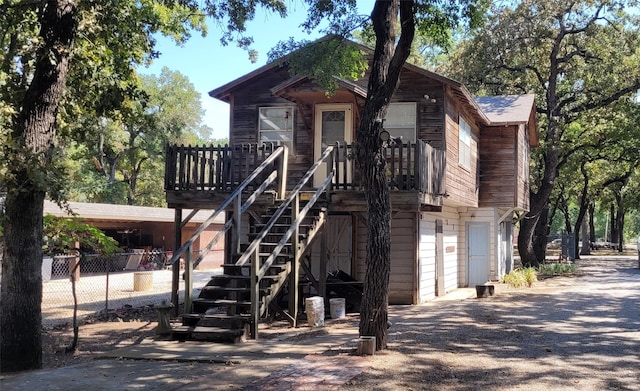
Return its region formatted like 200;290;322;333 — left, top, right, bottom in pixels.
444;0;640;265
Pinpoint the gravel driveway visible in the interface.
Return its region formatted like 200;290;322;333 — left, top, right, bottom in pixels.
342;256;640;390
1;256;638;390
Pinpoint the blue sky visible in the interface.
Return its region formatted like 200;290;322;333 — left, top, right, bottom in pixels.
141;2;371;140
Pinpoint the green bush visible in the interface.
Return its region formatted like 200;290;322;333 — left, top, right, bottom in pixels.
43;214;120;255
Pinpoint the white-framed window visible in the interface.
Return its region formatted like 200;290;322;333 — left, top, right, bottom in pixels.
258;106;295;153
384;102;417;143
459;116;471;168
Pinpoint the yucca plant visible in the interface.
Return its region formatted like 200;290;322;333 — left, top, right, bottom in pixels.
522;267;538;287
502;269;526;288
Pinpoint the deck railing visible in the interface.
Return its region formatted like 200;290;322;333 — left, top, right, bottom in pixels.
331;140;445;194
165;140;445;197
164;143;280;192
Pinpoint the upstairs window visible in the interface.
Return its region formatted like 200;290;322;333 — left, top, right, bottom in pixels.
384;103;417;143
459;116;471;168
258;106;294;153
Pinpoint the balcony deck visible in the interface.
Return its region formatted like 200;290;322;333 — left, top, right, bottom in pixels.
164;141;445;211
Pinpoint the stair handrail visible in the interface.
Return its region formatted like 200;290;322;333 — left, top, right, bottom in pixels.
242;144;336;337
235;144;335;270
168;145;287;314
257;173;332;279
190;170;279;269
167;145;287;268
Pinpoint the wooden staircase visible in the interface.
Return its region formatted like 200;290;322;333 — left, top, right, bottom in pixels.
172;147;333;343
171;199;328;342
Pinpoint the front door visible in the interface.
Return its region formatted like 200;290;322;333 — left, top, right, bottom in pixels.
468;222;490;286
314;104;353;187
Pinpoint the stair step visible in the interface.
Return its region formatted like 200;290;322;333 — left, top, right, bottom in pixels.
248;232;308;239
222;263;287;269
212;273;284;281
171;325;249;343
181;313;251;328
182;313;250;322
200;285;269;294
251;223;313;230
193;298;253;307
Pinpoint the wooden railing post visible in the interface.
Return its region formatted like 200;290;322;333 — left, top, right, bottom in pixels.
250;250;259;339
288;193;300;328
234;192;242;254
277;145;288;200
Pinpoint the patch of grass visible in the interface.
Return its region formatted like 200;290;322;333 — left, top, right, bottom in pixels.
537;262;576;276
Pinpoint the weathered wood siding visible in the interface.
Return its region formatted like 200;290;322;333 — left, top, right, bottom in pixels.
394;68;446;148
478;125;517;208
355;212;417;304
443;88;479;207
228;66;315;188
225;63;448;192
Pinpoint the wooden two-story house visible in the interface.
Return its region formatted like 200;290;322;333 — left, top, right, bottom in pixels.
163;42;537;340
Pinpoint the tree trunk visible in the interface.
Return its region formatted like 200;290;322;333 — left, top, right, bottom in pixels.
519;189;554;267
517;115;561;266
358;0;414;351
574;164;590;258
580;209;590;256
588;203;596;246
0;191;45;372
614;193;625;252
0;0;78;373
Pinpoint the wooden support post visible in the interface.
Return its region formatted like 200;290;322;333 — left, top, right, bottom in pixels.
184;244;193;314
319;222;328;298
288;194;300;327
233;193;242;254
250;250;259;339
172;209;182;316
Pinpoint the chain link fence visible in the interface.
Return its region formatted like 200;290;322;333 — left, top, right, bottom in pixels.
41;251;217;326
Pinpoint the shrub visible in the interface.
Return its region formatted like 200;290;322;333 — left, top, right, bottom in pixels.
537;262;576;276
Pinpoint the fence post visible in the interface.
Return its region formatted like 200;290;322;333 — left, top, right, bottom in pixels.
105;256;110;312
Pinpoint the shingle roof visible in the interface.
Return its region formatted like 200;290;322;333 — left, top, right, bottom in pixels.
475;94;536;125
43;201;223;224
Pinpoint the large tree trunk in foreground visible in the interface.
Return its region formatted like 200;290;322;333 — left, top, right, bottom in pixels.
1;192;46;372
358;0;414;351
0;0;78;373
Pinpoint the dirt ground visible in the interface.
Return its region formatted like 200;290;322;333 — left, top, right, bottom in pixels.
32;256;640;390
